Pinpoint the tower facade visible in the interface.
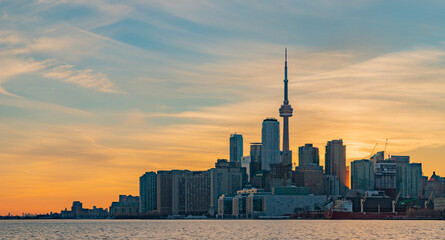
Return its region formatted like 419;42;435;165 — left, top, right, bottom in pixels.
139;171;157;214
351;159;375;191
229;133;243;162
249;143;262;177
279;48;293;165
261;118;280;170
325;139;347;195
298;143;319;167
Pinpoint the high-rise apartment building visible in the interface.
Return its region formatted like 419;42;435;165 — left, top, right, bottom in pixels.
209;159;246;216
261;118;280;170
351;159;375;191
157;170;210;216
157;171;173;216
298;143;319;167
171;170;210;216
230;134;243;162
139;171;157;214
325;139;347;195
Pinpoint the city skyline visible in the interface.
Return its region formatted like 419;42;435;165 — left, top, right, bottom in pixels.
2;1;445;215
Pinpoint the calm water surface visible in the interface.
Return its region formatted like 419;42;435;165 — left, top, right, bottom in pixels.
1;219;444;239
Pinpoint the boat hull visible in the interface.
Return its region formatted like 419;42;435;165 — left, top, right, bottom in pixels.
325;211;406;220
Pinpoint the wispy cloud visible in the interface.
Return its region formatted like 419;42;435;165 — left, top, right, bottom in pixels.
43;65;123;93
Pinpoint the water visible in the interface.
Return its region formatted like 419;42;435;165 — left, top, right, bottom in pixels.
1;220;444;239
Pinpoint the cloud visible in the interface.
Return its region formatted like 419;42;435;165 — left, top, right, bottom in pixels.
0;30;22;45
43;65;123;93
0;58;46;96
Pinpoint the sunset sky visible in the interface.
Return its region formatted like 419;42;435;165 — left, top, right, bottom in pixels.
1;1;445;215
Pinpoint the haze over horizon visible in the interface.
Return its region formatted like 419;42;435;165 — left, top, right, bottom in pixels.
1;0;445;215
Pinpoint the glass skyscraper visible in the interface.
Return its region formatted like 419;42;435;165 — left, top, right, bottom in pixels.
261;118;280;171
229;133;243;162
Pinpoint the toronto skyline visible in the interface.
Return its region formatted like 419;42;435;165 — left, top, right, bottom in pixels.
2;1;445;216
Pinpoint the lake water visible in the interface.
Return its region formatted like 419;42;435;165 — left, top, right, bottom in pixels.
1;219;444;239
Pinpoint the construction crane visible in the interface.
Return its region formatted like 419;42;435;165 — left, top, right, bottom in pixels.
384;139;389;158
425;191;434;209
369;143;378;159
361;188;370;213
392;191;401;213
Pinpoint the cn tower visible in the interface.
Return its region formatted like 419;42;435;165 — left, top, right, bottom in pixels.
279;48;293;165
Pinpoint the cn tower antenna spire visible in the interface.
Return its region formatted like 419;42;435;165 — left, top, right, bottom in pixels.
279;47;293;158
285;47;287;62
284;47;288;104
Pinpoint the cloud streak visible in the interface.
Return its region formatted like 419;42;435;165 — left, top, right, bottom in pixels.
43;65;123;93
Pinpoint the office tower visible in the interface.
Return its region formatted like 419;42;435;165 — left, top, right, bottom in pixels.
351;159;375;191
375;162;397;197
279;48;293;165
325;139;347;195
294;165;324;195
261;118;280;170
298;143;319;167
209;159;247;216
346;165;350;189
139;171;157;214
230;133;243;162
390;155;422;198
249;143;262;177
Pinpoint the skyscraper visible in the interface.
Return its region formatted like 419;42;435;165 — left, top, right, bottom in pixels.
139;171;157;214
294;165;324;195
249;143;262;177
230;133;243;162
209;159;246;216
298;143;319;167
351;159;375;191
279;48;293;165
390;155;422;198
157;171;173;216
157;170;210;216
325;139;347;195
261;118;280;170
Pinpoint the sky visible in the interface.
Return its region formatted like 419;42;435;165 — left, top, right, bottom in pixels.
1;0;445;215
